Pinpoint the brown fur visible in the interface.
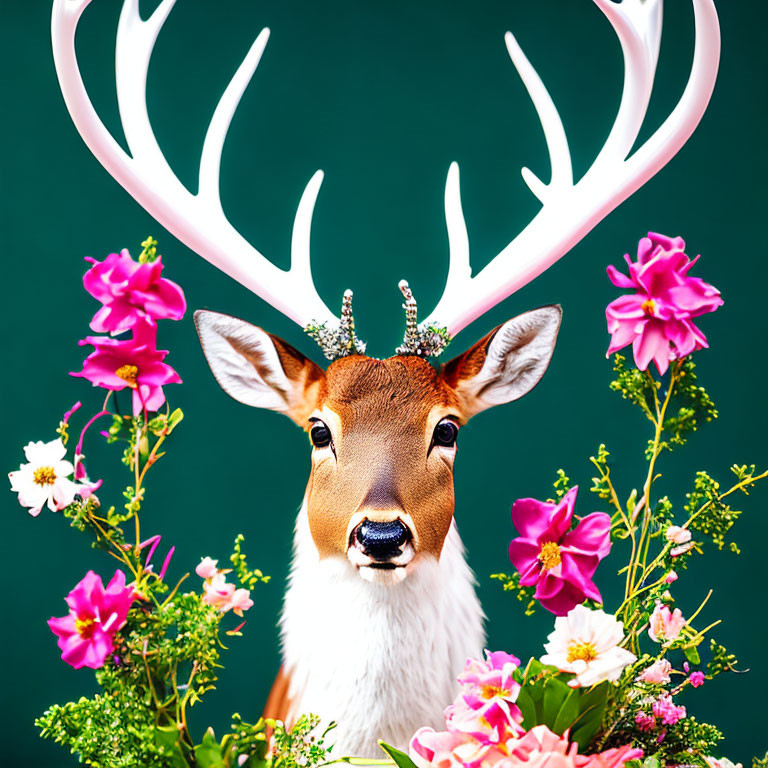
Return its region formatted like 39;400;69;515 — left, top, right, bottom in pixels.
303;355;463;559
263;665;294;724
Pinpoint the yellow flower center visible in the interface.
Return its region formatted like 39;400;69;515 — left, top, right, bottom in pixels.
641;298;657;316
481;685;504;699
75;616;96;638
538;541;562;570
567;641;598;664
33;466;57;486
115;364;139;388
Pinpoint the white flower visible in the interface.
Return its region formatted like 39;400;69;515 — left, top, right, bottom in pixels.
8;438;79;517
540;605;636;687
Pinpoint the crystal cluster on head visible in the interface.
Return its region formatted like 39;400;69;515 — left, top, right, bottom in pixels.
304;290;367;361
394;280;451;358
304;282;451;362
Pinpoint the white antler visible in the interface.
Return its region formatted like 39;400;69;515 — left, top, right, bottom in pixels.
51;0;339;330
424;0;721;338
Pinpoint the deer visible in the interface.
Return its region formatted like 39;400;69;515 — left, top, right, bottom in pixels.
51;0;720;757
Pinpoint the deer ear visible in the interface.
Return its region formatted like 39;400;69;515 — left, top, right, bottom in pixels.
441;306;562;419
194;310;325;425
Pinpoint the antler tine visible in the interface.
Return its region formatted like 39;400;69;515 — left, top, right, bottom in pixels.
51;0;339;331
423;0;720;339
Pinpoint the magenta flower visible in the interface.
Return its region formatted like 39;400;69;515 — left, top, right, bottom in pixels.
605;232;723;374
71;321;181;415
689;671;705;688
652;695;686;725
508;487;611;615
48;570;135;669
83;249;186;334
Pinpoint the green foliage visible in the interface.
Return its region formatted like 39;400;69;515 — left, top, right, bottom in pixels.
685;471;742;552
491;572;537;615
270;714;334;768
609;353;657;422
754;751;768;768
230;534;271;589
589;444;613;502
553;469;571;500
659;358;718;451
379;741;419;768
707;639;739;678
515;660;609;751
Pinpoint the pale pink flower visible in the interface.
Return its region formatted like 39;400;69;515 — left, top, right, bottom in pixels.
665;526;692;544
83;249;186;334
665;571;678;584
605;232;722;374
9;438;80;516
48;570;135;669
71;321;181;415
202;572;236;610
670;542;696;558
196;557;219;579
689;671;705;688
648;604;686;643
508;487;611;615
225;588;254;617
652;694;686;725
410;727;498;768
637;658;672;684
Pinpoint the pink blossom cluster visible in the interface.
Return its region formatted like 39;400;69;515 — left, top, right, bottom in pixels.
48;570;135;669
196;557;254;616
410;652;642;768
507;487;612;615
605;232;722;374
71;248;185;415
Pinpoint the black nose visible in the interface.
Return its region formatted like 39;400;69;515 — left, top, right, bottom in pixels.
356;519;410;560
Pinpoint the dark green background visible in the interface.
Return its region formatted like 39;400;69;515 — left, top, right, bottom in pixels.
1;1;765;765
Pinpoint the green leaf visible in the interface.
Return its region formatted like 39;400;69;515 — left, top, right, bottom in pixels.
168;408;184;432
379;741;418;768
515;686;538;730
552;688;581;734
683;644;702;665
154;724;189;768
195;727;225;768
542;678;571;728
643;757;661;768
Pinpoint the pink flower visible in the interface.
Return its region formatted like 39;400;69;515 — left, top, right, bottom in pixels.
444;651;525;746
83;249;186;334
71;321;181;415
48;570;134;669
410;728;498;768
648;603;686;643
226;588;254;616
508;487;611;615
605;232;722;374
635;712;657;732
196;557;219;579
202;572;236;609
665;571;678;584
652;695;686;725
665;526;692;545
637;658;672;684
689;671;705;688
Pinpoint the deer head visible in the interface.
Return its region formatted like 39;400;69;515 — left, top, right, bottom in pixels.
50;0;720;579
194;306;560;580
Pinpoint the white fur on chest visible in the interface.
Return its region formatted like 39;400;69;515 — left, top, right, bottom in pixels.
279;504;485;758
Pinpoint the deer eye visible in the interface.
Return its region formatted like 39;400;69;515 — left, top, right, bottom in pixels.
309;419;333;449
432;418;459;448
